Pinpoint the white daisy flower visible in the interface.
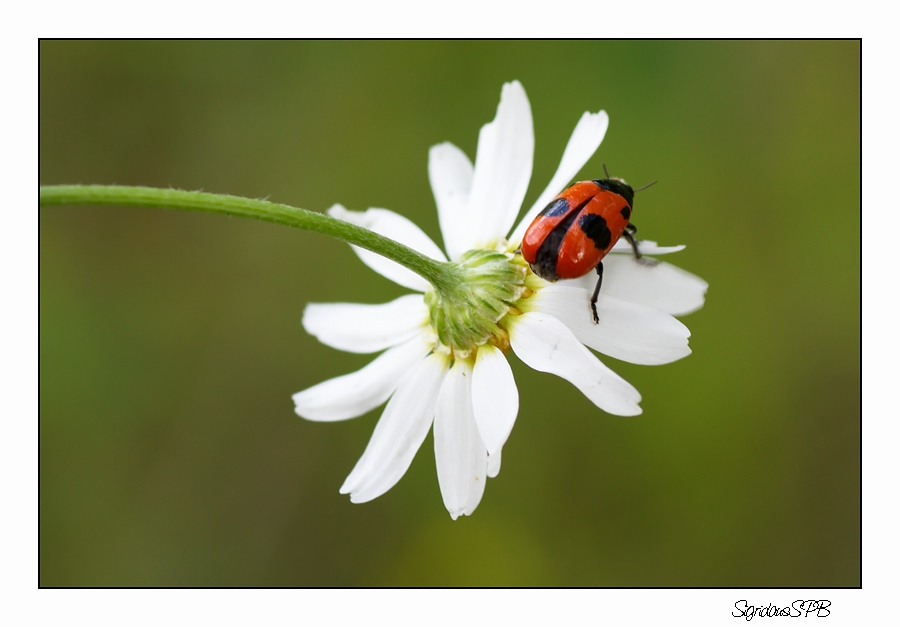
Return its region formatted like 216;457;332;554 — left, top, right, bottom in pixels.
292;81;708;519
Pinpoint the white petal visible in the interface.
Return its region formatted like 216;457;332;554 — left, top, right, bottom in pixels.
610;238;686;255
471;343;519;455
302;295;428;354
487;448;502;478
509;110;609;245
433;360;488;520
509;311;642;416
565;254;708;316
292;332;433;422
467;81;534;249
429;142;474;261
340;352;448;503
530;284;691;365
328;204;447;292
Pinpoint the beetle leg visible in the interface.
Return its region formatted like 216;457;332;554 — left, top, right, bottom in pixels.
590;262;604;324
623;224;658;266
622;226;641;259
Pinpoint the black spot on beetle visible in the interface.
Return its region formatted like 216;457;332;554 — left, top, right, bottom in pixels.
532;208;581;281
539;197;570;218
620;205;631;221
579;213;612;251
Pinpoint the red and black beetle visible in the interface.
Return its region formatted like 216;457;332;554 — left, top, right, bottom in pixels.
521;172;652;323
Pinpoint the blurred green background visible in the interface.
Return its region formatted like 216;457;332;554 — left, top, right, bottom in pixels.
39;41;860;586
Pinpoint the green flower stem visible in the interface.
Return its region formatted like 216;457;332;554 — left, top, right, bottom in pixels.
40;185;460;294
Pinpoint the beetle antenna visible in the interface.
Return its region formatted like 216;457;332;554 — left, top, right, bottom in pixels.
602;163;610;179
634;180;658;193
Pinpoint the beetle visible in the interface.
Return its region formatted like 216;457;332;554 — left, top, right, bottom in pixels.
521;168;654;324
